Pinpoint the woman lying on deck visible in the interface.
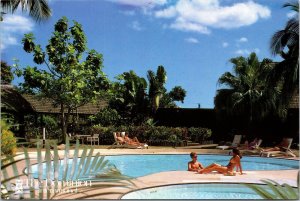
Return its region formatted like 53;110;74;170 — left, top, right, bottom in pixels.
198;148;243;176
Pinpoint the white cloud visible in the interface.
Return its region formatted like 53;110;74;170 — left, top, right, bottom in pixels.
107;0;167;8
235;49;250;55
1;14;34;51
154;0;271;34
235;48;259;55
287;11;296;18
222;42;229;47
185;37;199;44
170;17;211;34
237;37;248;43
130;21;143;31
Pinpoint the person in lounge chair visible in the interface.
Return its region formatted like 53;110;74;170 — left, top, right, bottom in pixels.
116;132;126;145
188;152;204;172
124;132;148;148
198;148;243;176
261;138;289;152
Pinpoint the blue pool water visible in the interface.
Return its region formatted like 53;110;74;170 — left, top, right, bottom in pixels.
104;154;298;177
31;154;299;179
121;183;266;199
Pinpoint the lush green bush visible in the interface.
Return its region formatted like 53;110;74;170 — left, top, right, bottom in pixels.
188;127;212;144
89;108;121;126
90;125;212;146
1;120;17;155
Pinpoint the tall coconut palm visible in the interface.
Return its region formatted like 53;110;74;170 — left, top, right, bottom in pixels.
215;52;278;124
1;0;51;22
269;1;299;107
147;65;167;113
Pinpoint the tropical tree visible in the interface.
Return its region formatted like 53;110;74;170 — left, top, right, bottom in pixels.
147;65;167;113
159;86;187;108
109;70;149;124
269;1;299;107
214;52;278;124
169;86;186;103
0;0;51;22
18;17;109;142
1;61;13;84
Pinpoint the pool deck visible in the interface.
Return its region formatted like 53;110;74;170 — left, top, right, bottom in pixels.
8;147;300;199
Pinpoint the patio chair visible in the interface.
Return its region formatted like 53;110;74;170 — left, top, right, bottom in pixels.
240;139;263;155
108;132;144;149
216;135;242;150
260;138;296;157
86;134;100;145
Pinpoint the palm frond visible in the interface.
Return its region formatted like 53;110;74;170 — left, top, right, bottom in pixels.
244;179;299;199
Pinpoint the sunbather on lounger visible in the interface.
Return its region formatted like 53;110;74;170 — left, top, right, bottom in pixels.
198;148;243;175
116;132;126;145
124;132;148;148
188;152;204;172
261;138;289;152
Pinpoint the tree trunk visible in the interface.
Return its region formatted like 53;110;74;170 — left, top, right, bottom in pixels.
61;103;66;144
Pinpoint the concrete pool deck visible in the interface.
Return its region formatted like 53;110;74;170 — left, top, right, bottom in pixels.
8;147;300;199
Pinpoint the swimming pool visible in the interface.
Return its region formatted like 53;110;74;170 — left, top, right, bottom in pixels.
121;183;267;199
104;154;298;177
30;154;299;179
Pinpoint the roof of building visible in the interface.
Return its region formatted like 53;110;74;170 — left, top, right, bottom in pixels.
1;85;108;115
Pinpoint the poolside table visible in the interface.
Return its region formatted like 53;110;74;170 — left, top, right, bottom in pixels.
75;135;91;144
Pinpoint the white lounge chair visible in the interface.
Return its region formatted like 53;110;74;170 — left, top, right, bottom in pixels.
240;139;263;155
260;138;296;157
216;135;242;150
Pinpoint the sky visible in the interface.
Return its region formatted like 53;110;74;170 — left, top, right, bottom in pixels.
0;0;296;108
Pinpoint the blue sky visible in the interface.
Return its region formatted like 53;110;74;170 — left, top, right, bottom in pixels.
1;0;295;108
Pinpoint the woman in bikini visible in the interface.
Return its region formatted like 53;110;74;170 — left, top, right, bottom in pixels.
188;152;204;172
198;148;243;175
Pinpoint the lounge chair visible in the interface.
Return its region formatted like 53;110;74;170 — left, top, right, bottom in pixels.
108;132;145;149
240;139;263;155
260;138;296;157
216;135;242;150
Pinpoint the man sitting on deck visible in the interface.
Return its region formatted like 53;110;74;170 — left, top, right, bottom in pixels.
188;152;204;172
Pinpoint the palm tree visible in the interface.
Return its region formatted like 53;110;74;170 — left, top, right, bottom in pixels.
269;1;299;107
215;52;278;124
147;65;167;113
1;0;51;22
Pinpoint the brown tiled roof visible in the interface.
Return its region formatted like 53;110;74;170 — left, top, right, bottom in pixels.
22;94;107;115
1;85;35;113
1;85;108;115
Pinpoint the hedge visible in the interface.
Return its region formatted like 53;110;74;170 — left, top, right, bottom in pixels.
90;125;212;146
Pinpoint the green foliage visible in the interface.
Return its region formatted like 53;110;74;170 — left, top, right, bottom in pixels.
0;120;17;155
147;65;167;113
188;127;212;143
19;17;110;141
0;0;51;22
215;52;280;123
109;70;149;125
1;61;13;84
90;125;211;146
268;1;299;109
89;108;121;127
169;86;187;103
244;179;299;199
